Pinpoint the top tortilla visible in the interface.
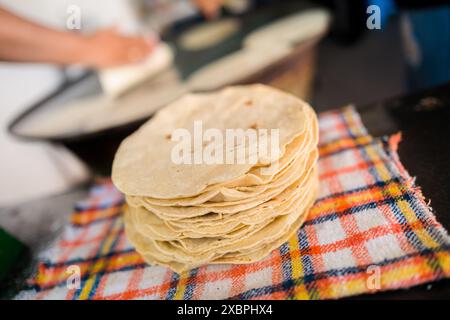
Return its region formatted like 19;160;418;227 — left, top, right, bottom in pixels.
112;84;312;199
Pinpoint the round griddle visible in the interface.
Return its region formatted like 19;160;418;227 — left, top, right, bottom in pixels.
8;1;324;176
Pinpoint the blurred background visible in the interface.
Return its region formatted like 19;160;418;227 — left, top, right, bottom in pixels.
0;0;448;207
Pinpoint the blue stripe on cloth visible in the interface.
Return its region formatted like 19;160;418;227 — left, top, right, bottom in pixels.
297;224;318;299
278;243;294;298
87;219;123;299
183;268;200;300
165;273;180;300
72;218;121;299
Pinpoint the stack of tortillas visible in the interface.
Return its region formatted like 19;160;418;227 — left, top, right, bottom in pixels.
112;84;319;273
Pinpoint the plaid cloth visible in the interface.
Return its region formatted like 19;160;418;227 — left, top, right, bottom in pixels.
16;106;450;300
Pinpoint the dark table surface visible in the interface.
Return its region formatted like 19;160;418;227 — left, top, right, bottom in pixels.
1;82;449;299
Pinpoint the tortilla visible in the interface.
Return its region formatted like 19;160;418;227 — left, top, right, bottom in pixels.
186;46;292;92
243;8;331;48
128;148;318;220
127;106;318;208
129;165;317;239
99;42;174;97
179;18;240;51
125;177;318;272
112;85;312;199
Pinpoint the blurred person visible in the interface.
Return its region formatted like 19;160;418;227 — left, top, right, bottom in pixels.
399;3;450;90
0;7;155;68
0;1;224;68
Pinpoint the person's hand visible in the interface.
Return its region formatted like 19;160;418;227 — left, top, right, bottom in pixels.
82;27;156;69
193;0;225;19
